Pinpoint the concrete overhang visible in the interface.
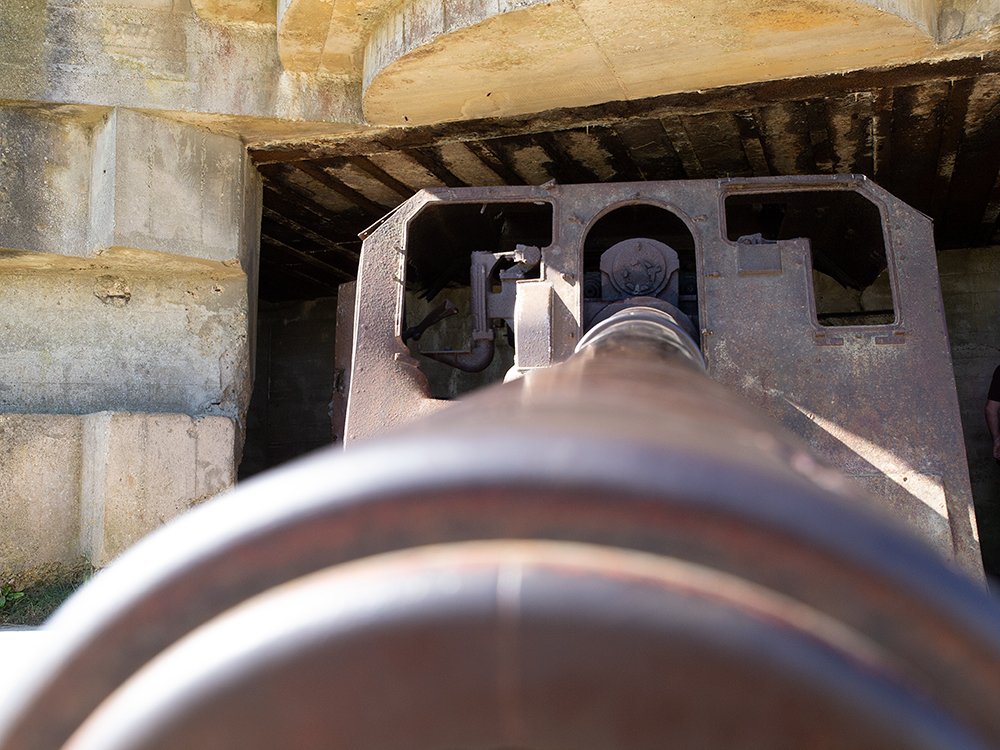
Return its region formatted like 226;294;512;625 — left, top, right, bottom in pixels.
270;0;1000;127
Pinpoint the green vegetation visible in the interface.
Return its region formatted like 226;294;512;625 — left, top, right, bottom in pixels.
0;561;95;627
0;586;24;608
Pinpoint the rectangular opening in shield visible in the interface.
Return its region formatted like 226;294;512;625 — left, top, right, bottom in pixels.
724;190;895;327
404;201;553;398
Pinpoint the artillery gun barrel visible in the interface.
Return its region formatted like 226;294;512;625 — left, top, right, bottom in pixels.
4;311;1000;750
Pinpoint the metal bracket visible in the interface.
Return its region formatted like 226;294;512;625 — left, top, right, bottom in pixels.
421;245;541;372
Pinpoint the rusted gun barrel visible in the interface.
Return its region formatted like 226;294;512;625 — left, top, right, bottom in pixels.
4;308;1000;750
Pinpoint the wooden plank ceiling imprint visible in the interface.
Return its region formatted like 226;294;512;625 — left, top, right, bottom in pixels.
250;53;1000;302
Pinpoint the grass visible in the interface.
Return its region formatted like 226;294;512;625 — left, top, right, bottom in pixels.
0;561;95;627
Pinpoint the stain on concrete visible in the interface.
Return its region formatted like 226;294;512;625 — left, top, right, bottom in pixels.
93;275;132;307
938;3;967;41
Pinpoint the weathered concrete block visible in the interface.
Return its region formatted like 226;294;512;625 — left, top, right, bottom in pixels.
0;411;236;580
0;105;99;259
0;415;83;583
81;412;236;566
105;109;255;264
0;4;360;130
0;108;262;404
0;246;250;420
359;0;951;126
0;105;262;285
939;245;1000;571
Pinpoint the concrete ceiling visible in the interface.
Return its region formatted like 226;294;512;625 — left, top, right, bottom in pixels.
250;51;1000;303
269;0;999;126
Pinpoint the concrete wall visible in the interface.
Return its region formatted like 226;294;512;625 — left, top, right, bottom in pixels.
80;412;235;567
94;109;259;265
0;415;83;584
940;245;1000;575
0;104;260;421
0;105;98;259
0;104;260;579
1;104;262;268
1;411;234;584
0;247;249;419
2;0;998;143
0;0;363;141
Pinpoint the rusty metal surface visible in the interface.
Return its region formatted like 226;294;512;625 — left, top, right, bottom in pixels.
703;176;980;575
343;191;451;438
52;543;990;750
3;322;1000;749
600;237;679;300
576;306;704;369
346;176;979;578
329;280;356;444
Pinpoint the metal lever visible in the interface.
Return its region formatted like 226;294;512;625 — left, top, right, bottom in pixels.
401;299;458;344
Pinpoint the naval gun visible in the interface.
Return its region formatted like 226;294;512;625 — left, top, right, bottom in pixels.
3;177;1000;750
343;175;978;576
